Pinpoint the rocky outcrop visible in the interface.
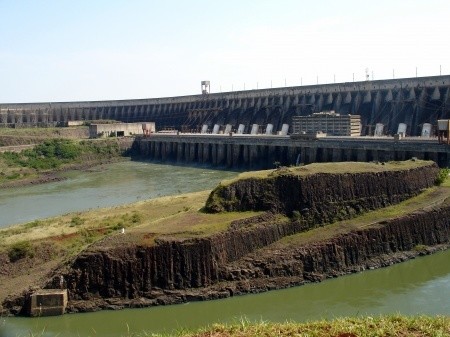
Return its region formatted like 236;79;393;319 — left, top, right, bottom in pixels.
59;198;450;313
220;204;450;283
205;163;439;219
3;161;446;314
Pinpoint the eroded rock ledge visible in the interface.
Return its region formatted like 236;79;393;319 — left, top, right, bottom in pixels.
65;200;450;312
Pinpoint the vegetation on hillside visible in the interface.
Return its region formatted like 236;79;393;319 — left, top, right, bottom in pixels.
0;139;124;184
435;168;450;185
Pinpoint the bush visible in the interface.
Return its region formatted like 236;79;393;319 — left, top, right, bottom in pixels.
291;210;301;220
70;216;85;227
8;241;34;262
435;168;450;185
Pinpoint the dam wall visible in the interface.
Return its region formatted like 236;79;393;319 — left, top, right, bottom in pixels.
137;134;450;168
1;75;450;136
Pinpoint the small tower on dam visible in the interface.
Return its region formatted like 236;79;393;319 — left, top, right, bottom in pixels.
201;81;210;95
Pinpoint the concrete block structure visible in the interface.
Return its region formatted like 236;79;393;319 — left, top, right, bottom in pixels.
89;122;154;138
292;112;361;136
29;289;67;317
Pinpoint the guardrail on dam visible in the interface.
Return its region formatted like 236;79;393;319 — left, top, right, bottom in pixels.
1;75;450;136
137;134;450;169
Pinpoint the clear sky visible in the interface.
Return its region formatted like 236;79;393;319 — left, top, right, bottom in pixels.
1;0;449;103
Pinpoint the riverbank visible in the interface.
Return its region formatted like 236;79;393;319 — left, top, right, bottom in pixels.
0;126;89;147
148;315;449;337
0;137;135;188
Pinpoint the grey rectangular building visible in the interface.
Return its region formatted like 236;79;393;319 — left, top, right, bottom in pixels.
292;112;361;137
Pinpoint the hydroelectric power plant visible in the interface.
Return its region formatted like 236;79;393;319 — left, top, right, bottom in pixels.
2;75;450;167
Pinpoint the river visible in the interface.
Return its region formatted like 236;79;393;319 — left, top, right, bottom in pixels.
0;161;239;229
1;161;449;336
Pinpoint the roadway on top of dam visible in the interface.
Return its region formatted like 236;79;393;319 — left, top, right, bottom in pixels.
1;75;449;108
141;132;447;150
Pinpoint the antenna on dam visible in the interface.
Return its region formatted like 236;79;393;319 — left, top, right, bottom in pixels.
201;81;210;95
365;68;370;81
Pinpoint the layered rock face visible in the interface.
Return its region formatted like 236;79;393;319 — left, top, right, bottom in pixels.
205;163;439;221
61;161;446;308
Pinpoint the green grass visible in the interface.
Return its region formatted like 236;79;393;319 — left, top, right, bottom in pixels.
122;315;450;337
0;138;125;184
219;160;434;186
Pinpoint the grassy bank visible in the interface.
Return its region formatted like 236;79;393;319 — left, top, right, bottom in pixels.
134;315;450;337
0;126;89;146
0;138;126;185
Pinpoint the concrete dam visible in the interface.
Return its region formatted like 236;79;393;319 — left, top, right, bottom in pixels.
137;134;450;169
1;75;450;136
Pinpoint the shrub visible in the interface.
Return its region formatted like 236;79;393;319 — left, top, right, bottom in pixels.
291;210;301;220
435;168;450;186
131;212;142;224
8;241;34;262
70;216;85;227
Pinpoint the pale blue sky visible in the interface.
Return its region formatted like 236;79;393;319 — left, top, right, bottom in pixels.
1;0;449;102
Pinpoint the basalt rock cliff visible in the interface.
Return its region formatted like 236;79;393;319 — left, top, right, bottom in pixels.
4;161;448;314
204;162;439;219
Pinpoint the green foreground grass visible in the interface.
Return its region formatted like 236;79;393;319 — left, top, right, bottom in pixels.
127;315;450;337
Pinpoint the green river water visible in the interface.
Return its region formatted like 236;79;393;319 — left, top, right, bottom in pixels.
0;161;449;336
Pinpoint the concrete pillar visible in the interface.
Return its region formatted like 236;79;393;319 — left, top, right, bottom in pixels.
155;142;161;160
232;144;241;167
267;146;276;168
381;150;394;162
332;148;342;162
202;143;210;164
226;144;233;167
300;147;307;164
161;142;167;161
148;141;155;159
249;145;259;168
217;144;226;166
139;140;148;156
287;146;297;165
197;143;203;162
189;143;196;162
357;149;367;162
345;149;353;161
309;147;317;163
211;144;218;166
372;150;379;162
177;143;184;162
184;143;191;162
243;145;250;166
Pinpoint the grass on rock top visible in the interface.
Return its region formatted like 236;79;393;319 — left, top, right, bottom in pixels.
219;160;434;186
